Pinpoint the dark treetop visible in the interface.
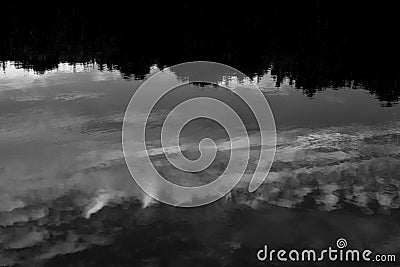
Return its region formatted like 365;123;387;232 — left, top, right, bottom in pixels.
1;1;399;105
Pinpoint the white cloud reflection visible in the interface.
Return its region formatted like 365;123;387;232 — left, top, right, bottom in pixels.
0;61;122;91
1;61;400;264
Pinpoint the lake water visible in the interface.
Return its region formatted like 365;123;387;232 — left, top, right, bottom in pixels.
1;61;400;266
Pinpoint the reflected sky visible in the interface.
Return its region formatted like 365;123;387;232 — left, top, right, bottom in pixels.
1;62;400;265
1;61;399;203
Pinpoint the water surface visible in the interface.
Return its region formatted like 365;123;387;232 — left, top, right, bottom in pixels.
1;61;400;265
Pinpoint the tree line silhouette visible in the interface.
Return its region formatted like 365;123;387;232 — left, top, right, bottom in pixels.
1;1;399;105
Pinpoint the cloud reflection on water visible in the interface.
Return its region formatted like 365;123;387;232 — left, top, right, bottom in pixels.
1;63;400;265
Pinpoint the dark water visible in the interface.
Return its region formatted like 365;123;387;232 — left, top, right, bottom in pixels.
1;2;400;266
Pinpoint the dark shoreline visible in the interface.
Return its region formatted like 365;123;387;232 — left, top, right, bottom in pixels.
2;1;400;105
